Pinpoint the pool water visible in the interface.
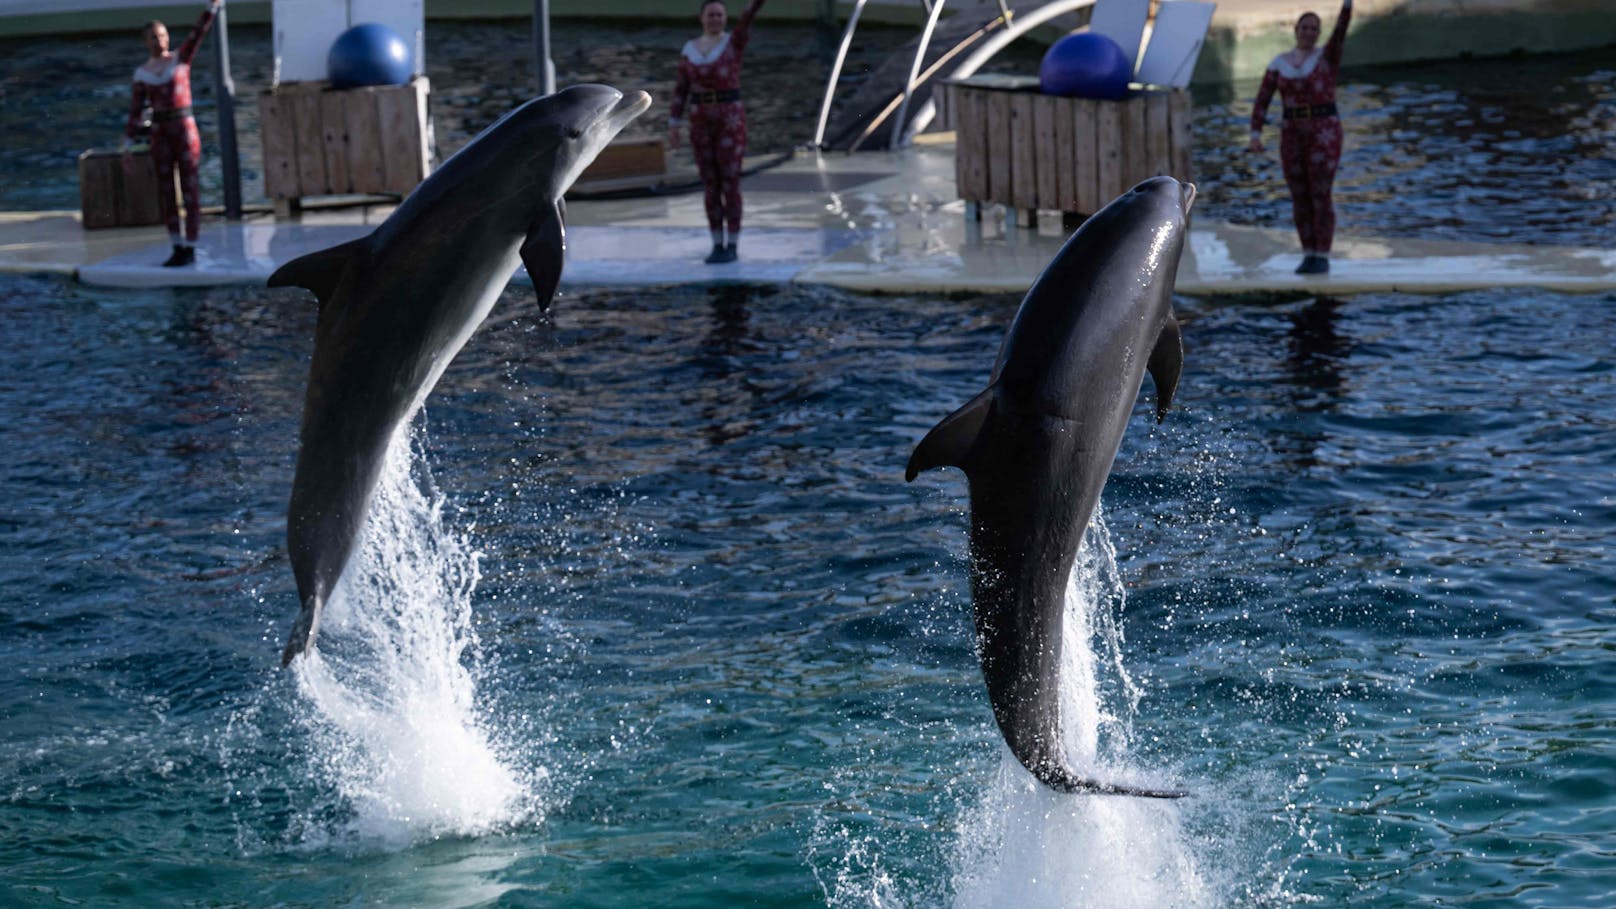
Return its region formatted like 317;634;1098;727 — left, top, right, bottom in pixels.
2;277;1612;907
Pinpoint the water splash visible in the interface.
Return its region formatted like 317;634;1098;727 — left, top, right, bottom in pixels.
951;514;1210;909
290;427;542;844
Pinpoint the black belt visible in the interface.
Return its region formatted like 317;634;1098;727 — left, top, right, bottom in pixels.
689;89;741;105
152;106;194;122
1283;103;1338;120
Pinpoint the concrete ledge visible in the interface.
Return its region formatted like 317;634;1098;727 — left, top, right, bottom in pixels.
10;144;1614;297
1196;0;1616;83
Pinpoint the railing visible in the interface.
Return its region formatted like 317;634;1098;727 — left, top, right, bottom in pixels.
813;0;1100;150
903;0;1097;143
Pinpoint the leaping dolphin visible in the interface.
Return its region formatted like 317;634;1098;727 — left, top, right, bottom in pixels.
270;84;651;666
906;177;1194;798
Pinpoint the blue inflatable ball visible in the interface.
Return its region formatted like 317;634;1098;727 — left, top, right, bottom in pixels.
1039;32;1133;100
328;23;413;90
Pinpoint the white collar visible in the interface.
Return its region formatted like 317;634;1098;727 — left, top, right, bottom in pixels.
133;58;180;85
1269;47;1323;79
682;33;730;65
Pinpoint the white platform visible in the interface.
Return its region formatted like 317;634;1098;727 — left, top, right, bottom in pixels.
6;141;1614;296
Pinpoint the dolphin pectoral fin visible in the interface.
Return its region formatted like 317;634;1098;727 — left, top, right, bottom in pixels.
280;595;323;667
1148;315;1184;422
521;209;566;313
906;385;995;481
267;238;367;308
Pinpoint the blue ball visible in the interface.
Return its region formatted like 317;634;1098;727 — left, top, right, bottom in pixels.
328;23;413;90
1039;32;1133;100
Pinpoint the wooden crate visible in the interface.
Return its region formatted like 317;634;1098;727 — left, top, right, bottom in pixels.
579;138;666;182
259;78;431;212
78;149;171;229
943;75;1194;219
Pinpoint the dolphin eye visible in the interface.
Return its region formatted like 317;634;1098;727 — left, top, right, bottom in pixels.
566;127;583;140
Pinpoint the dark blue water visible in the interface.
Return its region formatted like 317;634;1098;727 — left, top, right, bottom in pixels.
2;276;1612;906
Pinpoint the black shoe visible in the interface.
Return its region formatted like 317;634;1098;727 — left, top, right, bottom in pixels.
703;243;726;264
716;243;738;264
161;244;192;267
1295;254;1329;275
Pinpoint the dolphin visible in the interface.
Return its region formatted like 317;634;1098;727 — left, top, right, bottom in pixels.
906;176;1194;798
269;84;651;666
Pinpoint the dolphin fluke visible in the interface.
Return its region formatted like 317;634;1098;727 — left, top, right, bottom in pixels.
1043;771;1188;799
1020;751;1188;799
281;596;321;666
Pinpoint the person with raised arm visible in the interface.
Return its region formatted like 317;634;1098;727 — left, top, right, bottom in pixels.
668;0;768;265
1249;0;1352;275
122;0;221;268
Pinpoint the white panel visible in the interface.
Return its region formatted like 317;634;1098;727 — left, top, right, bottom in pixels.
350;0;426;76
1136;1;1217;89
272;0;350;84
1087;0;1150;76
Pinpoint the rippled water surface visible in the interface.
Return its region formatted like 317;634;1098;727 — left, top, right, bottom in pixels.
2;275;1612;907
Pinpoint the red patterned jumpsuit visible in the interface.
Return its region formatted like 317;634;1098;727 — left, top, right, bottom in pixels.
1250;0;1351;256
125;4;217;247
670;0;767;248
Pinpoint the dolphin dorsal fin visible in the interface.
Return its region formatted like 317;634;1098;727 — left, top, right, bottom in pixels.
266;238;368;308
1148;314;1184;422
905;385;995;481
521;204;566;313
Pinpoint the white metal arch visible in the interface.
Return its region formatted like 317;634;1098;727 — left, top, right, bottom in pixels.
902;0;1098;144
815;0;1101;150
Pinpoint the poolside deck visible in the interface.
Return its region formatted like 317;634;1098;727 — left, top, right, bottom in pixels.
4;140;1612;296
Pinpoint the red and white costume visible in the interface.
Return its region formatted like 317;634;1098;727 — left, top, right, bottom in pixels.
670;0;766;239
125;5;217;245
1250;0;1351;254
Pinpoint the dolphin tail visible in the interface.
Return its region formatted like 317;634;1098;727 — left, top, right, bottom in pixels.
280;594;323;667
1025;757;1189;799
905;385;995;481
1148;316;1184;422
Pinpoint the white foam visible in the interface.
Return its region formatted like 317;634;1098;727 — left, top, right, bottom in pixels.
291;427;539;844
951;514;1210;909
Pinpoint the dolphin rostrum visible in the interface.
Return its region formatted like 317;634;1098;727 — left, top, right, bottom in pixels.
269;84;651;666
906;177;1194;798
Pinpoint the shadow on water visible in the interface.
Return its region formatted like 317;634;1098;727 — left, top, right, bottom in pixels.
1274;294;1353;469
695;283;769;447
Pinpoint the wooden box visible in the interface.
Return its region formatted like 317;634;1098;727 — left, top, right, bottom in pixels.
579;138;667;183
942;75;1193;219
259;77;431;211
78;149;170;229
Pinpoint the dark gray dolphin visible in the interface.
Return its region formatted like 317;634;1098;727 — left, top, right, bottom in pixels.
269;84;651;666
906;177;1194;798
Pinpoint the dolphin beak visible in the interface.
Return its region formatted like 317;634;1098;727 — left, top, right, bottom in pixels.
1180;181;1197;214
610;90;653;131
